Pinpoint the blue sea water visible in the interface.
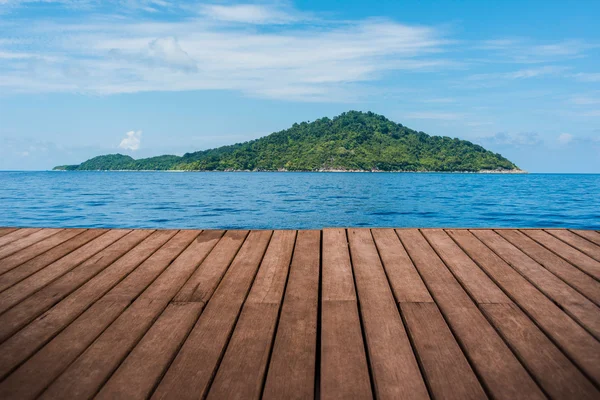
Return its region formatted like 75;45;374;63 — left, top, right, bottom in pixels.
0;171;598;230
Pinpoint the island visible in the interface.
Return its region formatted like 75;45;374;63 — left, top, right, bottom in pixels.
54;111;522;172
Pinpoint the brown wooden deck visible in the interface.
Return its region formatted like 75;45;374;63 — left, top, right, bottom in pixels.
0;227;598;399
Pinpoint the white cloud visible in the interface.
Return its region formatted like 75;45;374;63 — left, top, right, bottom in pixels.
147;36;197;71
465;121;493;127
573;73;600;82
579;110;600;117
118;130;142;150
478;132;542;147
0;3;449;101
0;51;38;59
476;39;596;64
468;66;567;81
421;97;456;104
478;39;519;49
198;4;300;24
0;0;172;10
0;2;596;103
530;41;590;57
403;112;464;120
568;95;600;105
557;133;573;145
507;66;568;79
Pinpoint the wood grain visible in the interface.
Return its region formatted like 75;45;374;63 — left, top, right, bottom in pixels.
152;230;273;400
449;229;600;385
347;229;428;400
320;228;372;400
399;229;544;400
262;230;320;400
0;227;597;400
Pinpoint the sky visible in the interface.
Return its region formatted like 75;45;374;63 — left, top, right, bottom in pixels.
0;0;599;172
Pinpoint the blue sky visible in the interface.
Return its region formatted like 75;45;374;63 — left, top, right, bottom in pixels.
0;0;599;172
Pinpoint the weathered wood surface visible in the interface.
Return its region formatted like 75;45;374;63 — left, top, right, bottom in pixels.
0;227;598;399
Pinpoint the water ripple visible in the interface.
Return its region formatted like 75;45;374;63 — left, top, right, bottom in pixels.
0;171;598;229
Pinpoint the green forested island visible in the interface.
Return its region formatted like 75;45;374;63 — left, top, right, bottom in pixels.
54;111;521;172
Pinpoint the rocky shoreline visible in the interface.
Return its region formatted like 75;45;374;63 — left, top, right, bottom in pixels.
54;168;527;173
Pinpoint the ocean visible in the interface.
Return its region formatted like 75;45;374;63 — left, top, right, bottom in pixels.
0;171;598;229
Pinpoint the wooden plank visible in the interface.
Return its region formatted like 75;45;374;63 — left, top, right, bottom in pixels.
0;229;128;314
322;228;359;303
522;229;600;280
0;230;173;347
371;228;432;303
207;230;296;400
497;229;600;306
0;228;18;238
152;230;273;400
0;230;176;380
0;229;83;276
0;229;107;292
0;230;197;399
401;302;487;400
547;229;600;262
421;229;511;304
0;228;41;249
321;302;372;400
345;229;428;400
398;229;544;400
0;227;595;399
320;228;372;400
41;230;214;399
95;302;204;400
96;230;248;399
482;303;599;400
448;229;600;385
99;231;196;303
472;229;600;339
0;229;63;260
572;230;600;246
174;230;249;302
261;230;320;400
373;230;486;399
0;229;153;343
98;230;248;400
0;298;130;399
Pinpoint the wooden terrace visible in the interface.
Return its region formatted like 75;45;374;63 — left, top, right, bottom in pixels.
0;227;598;399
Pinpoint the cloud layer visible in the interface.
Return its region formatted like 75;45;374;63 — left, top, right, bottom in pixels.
4;1;595;103
0;2;454;101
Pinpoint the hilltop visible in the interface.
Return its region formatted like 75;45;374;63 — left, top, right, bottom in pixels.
54;111;520;172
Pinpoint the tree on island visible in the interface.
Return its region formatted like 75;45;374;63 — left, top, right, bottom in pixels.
54;111;520;172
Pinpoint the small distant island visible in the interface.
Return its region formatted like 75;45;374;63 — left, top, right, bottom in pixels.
54;111;523;173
